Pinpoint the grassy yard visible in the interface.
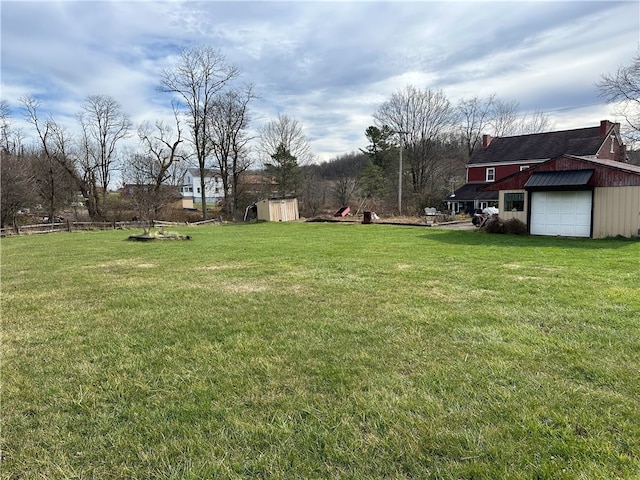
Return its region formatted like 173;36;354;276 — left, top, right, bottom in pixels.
2;222;639;479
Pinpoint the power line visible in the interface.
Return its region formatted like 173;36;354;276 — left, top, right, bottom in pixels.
541;102;605;114
515;102;611;119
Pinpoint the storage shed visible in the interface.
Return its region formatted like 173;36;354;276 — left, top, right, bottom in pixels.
256;198;299;222
484;155;640;238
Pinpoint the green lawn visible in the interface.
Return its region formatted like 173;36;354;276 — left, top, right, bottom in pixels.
2;222;639;479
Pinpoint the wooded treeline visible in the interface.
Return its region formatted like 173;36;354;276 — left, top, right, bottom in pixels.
2;47;638;227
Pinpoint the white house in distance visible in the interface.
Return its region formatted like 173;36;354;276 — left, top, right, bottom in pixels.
180;168;224;208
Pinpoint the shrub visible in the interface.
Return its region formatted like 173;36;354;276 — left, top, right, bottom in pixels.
162;208;203;223
503;218;527;235
483;215;504;233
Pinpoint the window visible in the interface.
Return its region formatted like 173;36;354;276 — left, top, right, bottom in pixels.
610;135;615;153
504;192;524;212
486;167;495;182
520;165;529;171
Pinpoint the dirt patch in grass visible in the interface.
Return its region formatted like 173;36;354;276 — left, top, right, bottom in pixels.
200;263;257;271
95;258;157;269
222;282;269;294
396;263;413;270
509;275;544;281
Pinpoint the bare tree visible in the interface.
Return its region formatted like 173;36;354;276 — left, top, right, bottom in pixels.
458;94;495;158
137;111;186;186
159;46;241;219
458;94;551;149
489;99;520;137
522;110;553;134
325;152;364;207
597;50;640;145
1;151;34;228
21;96;85;221
207;84;256;215
124;108;185;220
374;85;457;208
299;165;327;217
488;99;552;137
1;100;13;153
258;113;314;166
21;95;111;220
77;94;131;204
1;100;25;155
31;150;77;222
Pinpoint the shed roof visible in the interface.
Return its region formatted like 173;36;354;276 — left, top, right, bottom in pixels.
525;170;594;189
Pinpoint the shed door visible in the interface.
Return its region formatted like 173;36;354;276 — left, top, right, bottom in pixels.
280;201;288;221
530;191;592;237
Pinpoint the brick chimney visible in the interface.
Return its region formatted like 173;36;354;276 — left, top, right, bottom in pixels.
600;120;613;137
482;134;493;148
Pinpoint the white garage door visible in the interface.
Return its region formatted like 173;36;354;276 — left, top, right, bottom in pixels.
530;191;592;237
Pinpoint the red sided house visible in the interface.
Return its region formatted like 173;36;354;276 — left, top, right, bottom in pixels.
447;120;626;214
482;155;640;238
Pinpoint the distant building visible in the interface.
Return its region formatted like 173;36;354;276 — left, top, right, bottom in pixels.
239;171;279;200
180;168;224;205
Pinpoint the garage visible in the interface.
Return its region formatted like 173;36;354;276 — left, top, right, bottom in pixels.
485;156;640;239
530;190;592;237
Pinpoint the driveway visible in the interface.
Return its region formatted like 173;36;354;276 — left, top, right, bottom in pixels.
433;221;476;231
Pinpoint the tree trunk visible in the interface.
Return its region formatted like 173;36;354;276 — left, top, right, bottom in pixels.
200;175;207;220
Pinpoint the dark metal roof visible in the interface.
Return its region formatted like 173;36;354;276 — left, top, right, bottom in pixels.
469;126;605;165
524;169;594;188
448;182;498;201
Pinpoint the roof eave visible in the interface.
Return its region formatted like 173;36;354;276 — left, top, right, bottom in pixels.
467;158;548;168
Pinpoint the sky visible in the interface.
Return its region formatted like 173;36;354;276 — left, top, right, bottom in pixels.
1;0;639;165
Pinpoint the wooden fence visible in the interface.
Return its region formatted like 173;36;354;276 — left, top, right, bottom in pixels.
0;219;222;237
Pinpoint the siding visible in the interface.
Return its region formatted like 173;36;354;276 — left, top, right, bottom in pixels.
593;186;640;238
256;198;299;222
468;164;528;183
498;190;528;224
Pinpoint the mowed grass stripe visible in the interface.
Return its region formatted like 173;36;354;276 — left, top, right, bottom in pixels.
2;223;639;479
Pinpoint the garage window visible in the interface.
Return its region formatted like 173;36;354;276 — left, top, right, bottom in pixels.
504;193;524;211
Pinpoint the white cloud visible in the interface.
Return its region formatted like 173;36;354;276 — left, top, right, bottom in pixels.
2;0;638;163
